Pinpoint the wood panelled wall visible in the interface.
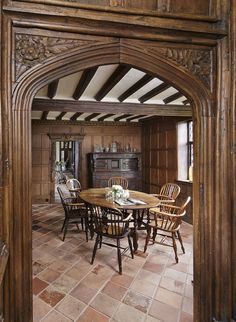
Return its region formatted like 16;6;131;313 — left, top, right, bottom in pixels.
142;117;179;193
24;0;217;18
142;117;193;223
32;121;141;203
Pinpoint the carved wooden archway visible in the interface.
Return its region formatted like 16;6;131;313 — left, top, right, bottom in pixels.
8;38;215;321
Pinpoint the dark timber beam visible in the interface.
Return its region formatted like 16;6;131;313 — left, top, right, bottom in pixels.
47;80;59;99
56;112;67;120
118;74;153;102
139;82;171;103
113;114;132;121
126;115;146;122
94;64;131;101
163;92;183;104
182;99;190;105
97;114;115;121
73;67;98;100
32;99;192;117
84;113;100;121
41;111;49;120
70;112;83;121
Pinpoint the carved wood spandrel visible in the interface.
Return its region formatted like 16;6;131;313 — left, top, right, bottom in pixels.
15;34;98;79
121;39;213;90
155;47;213;89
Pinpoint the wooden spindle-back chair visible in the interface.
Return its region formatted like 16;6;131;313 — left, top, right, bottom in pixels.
66;178;82;197
57;186;88;241
90;204;133;274
107;176;129;190
153;182;181;204
144;196;191;263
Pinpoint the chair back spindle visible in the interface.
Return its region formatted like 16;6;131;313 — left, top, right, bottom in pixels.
108;177;129;190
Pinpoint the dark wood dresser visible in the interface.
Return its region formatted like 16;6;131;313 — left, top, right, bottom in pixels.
88;152;142;190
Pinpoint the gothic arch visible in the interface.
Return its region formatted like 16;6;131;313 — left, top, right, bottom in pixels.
9;40;214;321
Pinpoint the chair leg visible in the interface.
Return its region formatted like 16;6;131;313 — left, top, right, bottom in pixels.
61;218;66;232
172;233;178;263
128;235;134;259
144;226;151;253
99;236;102;249
91;234;100;265
62;219;69;241
177;230;185;253
117;239;122;274
84;218;89;242
152;228;157;244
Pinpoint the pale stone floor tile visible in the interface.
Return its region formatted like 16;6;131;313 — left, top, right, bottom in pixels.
55;295;86;320
130;279;157;298
154;287;183;309
113;303;146;322
41;309;73;322
33;297;52;322
90;292;120;317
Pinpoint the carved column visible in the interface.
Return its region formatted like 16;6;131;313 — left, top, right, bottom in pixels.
212;35;234;321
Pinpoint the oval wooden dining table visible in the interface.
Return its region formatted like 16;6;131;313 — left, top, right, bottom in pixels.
79;188;160;252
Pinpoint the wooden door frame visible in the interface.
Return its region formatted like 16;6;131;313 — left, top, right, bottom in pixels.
1;24;234;322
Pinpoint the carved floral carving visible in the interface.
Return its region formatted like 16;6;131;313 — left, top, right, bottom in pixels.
158;47;212;88
15;34;96;79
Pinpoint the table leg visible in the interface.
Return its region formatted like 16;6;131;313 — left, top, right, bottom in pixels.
132;210;138;252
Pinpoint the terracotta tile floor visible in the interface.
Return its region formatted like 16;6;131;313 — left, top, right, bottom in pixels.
32;204;193;322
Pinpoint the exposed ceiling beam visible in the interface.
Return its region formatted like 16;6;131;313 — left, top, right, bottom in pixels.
97;114;115;121
32;99;192;117
73;67;98;100
94;65;131;101
70;112;83;121
47;80;59;99
41;111;49;120
56;112;67;120
118;74;153;102
84;113;100;121
126;115;146;122
139;82;171;103
114;114;133;121
182;99;190;105
163;92;183;104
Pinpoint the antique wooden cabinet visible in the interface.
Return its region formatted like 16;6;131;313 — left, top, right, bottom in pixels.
88;152;142;190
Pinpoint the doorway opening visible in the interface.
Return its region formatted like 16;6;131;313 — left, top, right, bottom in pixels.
48;134;84;203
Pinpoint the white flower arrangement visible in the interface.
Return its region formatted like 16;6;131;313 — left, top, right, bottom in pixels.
105;184;129;201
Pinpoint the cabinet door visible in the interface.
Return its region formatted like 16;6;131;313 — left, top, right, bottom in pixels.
94;158;108;171
121;158;138;171
109;159;121;170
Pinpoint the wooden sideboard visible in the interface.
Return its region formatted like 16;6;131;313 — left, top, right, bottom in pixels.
88;152;142;190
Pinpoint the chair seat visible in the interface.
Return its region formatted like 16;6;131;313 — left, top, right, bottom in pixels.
149;219;181;232
98;224;129;237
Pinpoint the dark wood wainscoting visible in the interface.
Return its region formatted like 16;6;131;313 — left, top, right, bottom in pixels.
32;121;141;203
142;117;184;193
